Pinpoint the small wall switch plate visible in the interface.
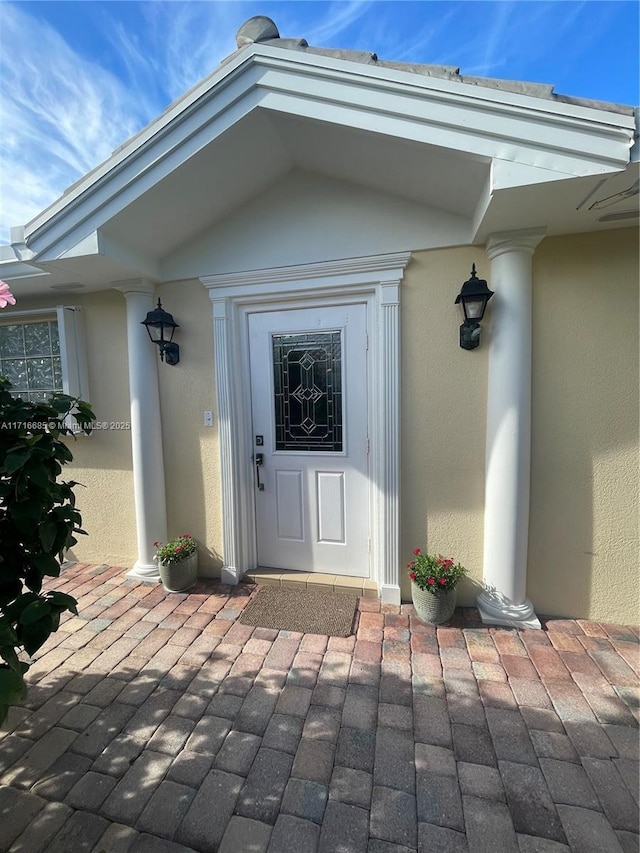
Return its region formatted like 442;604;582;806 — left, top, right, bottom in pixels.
204;411;214;427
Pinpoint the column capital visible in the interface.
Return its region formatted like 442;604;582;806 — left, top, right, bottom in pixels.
113;279;156;298
486;228;546;261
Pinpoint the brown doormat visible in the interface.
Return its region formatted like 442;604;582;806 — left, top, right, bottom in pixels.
239;585;358;637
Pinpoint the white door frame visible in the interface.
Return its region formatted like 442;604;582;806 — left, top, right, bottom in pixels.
201;252;410;603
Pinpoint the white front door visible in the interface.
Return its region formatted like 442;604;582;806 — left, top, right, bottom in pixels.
248;304;370;577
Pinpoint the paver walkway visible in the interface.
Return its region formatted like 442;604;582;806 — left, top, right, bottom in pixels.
0;562;638;853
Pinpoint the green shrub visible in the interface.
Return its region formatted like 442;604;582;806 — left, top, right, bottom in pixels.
0;377;94;725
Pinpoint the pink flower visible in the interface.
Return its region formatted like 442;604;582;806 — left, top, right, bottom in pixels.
153;541;160;548
439;578;447;585
427;577;435;585
0;281;16;309
409;572;416;581
182;534;192;539
412;548;421;555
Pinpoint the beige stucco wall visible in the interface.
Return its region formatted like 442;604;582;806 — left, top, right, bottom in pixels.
156;279;223;576
529;228;639;624
67;290;137;567
401;248;488;606
6;290;136;567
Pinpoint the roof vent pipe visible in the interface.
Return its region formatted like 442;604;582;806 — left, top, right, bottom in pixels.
236;16;280;48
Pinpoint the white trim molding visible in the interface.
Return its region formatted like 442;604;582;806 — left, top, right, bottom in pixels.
202;253;411;602
477;229;546;629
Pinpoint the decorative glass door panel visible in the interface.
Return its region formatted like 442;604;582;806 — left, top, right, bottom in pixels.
273;332;342;452
249;306;370;577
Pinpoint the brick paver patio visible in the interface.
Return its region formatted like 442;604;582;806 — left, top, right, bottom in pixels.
1;562;638;853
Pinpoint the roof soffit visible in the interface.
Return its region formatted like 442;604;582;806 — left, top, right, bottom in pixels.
22;44;635;265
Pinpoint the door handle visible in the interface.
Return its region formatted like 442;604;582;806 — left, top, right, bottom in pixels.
255;453;264;491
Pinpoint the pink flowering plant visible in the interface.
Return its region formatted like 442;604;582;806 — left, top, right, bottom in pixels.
154;534;197;565
0;280;17;309
407;549;465;594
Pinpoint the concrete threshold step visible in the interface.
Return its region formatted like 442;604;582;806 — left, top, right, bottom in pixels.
243;568;379;598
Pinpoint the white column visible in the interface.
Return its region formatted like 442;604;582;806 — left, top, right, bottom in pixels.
116;281;167;581
211;297;244;585
477;229;545;629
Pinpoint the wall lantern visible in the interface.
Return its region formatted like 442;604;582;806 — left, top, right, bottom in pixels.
141;299;180;365
454;264;494;350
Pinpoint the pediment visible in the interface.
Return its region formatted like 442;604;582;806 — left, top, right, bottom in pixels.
160;170;472;281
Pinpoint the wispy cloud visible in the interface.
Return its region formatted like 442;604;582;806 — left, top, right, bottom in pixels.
0;3;154;243
131;1;239;101
298;0;375;46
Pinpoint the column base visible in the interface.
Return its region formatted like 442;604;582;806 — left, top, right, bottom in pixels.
126;561;161;583
379;583;401;605
476;589;541;630
220;565;240;585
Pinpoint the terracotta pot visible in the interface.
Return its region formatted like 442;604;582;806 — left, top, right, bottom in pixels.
411;581;457;625
159;551;198;593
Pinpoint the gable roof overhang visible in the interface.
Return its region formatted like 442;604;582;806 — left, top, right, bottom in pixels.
1;42;636;296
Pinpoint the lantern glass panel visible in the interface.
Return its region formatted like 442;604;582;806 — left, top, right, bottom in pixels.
464;297;486;320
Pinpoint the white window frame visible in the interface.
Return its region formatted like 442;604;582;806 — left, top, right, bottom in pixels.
0;305;90;403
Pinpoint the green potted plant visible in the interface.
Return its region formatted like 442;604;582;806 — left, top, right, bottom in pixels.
407;549;466;624
154;534;198;592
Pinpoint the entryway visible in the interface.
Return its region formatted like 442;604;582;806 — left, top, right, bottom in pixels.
203;252;410;602
248;305;370;576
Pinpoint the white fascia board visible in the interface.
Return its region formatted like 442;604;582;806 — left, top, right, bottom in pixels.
0;257;48;282
252;55;633;175
251;46;635;145
56;231;160;281
490;159;577;191
58;231;101;259
23;43;634;263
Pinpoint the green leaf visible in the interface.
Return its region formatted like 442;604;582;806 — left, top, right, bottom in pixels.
32;553;61;576
4;593;41;622
52;526;73;556
38;520;57;552
26;463;49;489
0;620;18;647
46;592;78;613
0;667;27;705
0;645;23;673
20;616;53;656
18;599;52;626
3;448;31;474
50;398;72;414
9;500;43;534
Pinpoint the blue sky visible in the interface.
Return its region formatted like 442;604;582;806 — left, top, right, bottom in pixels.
0;1;638;245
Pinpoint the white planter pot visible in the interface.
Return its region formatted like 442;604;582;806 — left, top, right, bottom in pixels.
411;581;457;625
159;551;198;593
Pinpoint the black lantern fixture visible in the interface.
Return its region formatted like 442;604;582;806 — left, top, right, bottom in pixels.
455;264;494;350
141;299;180;365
